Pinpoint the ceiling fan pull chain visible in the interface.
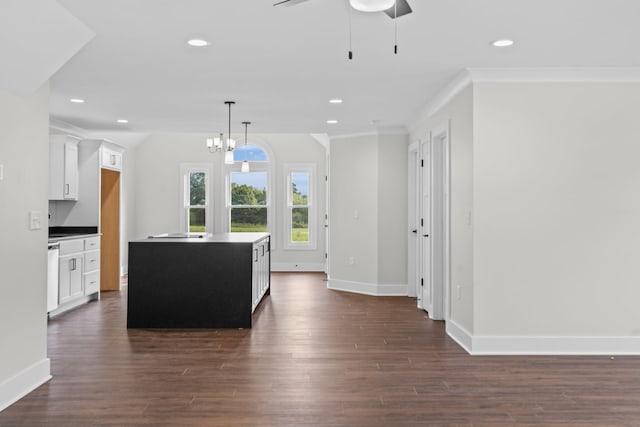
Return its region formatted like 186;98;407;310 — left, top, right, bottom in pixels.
394;0;398;54
348;4;354;60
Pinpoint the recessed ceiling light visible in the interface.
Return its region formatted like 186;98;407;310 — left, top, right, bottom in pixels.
116;119;129;124
329;99;343;104
187;38;210;47
69;98;85;103
327;119;338;124
492;39;514;47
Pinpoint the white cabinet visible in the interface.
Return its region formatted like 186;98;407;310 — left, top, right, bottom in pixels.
101;145;123;171
251;237;271;312
49;135;80;200
58;239;84;304
55;236;101;312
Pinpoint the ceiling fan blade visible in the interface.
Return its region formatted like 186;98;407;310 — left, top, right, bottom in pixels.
383;0;412;18
273;0;311;6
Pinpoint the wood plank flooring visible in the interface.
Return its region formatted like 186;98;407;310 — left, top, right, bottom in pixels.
2;272;640;426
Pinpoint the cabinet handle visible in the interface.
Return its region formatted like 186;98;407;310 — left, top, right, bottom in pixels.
254;249;258;262
111;154;116;165
65;184;70;195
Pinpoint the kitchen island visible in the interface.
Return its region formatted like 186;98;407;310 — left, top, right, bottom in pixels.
127;232;270;328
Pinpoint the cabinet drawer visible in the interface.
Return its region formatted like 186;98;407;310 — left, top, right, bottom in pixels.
59;239;84;255
101;147;123;170
84;236;100;251
84;250;100;273
84;271;100;295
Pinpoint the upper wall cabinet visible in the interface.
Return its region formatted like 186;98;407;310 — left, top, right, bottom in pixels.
49;135;80;200
101;145;123;171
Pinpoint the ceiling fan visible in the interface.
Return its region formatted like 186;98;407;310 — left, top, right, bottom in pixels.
273;0;413;19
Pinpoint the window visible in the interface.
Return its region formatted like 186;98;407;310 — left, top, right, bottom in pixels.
229;171;268;232
180;163;212;233
226;142;273;236
284;164;316;250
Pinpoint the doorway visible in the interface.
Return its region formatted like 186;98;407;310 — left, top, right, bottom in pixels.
100;168;120;291
411;124;450;321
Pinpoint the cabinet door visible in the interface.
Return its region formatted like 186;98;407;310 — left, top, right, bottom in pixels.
101;147;123;171
69;256;83;298
63;142;79;200
59;255;82;304
59;256;72;304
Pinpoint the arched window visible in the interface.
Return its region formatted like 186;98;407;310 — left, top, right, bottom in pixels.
225;140;274;238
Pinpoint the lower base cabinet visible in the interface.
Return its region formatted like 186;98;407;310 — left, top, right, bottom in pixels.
50;236;101;316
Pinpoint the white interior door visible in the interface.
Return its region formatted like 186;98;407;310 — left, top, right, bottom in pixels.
417;126;450;321
407;144;420;299
420;138;432;313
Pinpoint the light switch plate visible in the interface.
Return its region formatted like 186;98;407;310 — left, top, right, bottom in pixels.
0;164;4;180
29;210;42;230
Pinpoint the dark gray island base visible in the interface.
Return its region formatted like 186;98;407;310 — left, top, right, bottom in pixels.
127;233;270;328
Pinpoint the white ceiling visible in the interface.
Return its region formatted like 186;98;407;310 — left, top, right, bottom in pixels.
48;0;640;143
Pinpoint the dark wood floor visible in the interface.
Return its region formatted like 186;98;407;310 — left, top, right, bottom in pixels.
2;273;640;426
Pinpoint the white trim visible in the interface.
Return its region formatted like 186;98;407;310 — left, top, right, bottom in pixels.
376;126;408;135
271;262;326;272
467;67;640;83
470;335;640;356
445;320;473;354
0;358;51;412
327;278;408;296
445;325;640;355
407;70;472;134
310;133;330;148
330;131;379;141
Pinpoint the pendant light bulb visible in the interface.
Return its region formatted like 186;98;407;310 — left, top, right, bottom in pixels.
241;121;251;173
224;150;234;165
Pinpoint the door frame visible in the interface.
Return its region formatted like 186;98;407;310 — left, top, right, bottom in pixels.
407;141;420;299
410;122;451;321
429;122;451;321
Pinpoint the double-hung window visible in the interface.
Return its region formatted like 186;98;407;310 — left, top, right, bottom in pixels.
226;142;272;235
284;164;316;250
180;163;212;233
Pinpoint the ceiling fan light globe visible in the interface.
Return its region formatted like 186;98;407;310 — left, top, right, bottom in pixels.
349;0;395;12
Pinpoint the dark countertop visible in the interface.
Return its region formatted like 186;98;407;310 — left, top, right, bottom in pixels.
48;226;100;243
133;232;270;244
48;233;101;243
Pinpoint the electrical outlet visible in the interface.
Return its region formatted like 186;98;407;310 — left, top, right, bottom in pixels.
0;164;4;181
348;256;354;265
456;285;461;300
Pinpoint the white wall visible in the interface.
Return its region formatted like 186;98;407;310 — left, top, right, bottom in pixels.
134;132;326;269
377;134;409;285
473;82;640;337
329;134;379;285
0;85;51;410
120;148;136;274
328;132;409;295
410;85;475;333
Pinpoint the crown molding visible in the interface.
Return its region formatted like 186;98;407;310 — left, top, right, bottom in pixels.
467;67;640;83
407;70;472;134
408;67;640;134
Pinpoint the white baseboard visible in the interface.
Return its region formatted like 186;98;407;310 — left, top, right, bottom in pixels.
327;278;408;296
470;335;640;355
271;262;325;272
0;358;51;412
444;322;640;355
446;320;473;353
